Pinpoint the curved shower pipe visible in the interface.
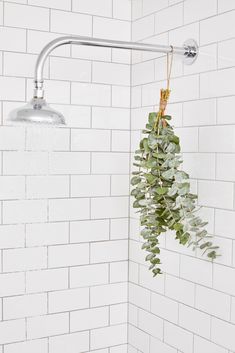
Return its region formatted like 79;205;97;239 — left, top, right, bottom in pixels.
33;35;198;99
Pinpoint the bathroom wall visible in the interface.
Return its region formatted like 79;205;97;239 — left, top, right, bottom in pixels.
129;1;235;352
0;1;131;352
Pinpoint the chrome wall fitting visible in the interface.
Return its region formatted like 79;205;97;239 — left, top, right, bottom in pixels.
9;35;199;126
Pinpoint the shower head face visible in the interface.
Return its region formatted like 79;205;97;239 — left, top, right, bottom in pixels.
8;98;65;127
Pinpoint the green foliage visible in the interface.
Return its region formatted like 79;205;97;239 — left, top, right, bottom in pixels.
131;112;219;276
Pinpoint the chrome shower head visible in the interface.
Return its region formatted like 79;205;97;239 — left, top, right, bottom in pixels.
8;97;65;126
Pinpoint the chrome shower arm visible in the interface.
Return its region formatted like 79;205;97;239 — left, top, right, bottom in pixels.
34;35;198;98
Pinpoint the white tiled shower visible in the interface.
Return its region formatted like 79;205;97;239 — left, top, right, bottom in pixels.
0;0;235;352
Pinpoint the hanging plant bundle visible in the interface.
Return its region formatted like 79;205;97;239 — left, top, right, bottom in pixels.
131;89;219;276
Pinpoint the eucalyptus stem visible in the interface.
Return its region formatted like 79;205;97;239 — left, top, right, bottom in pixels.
131;106;219;276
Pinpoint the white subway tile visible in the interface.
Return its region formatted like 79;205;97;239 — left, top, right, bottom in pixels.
3;293;47;320
73;0;112;17
110;261;128;282
128;325;149;353
0;320;25;345
165;275;195;306
4;339;48;353
4;52;47;78
49;288;89;313
0;76;25;101
180;255;212;286
3;151;48;175
194;336;227;353
218;0;235;12
93;17;131;41
70;219;109;243
72;82;111;106
138;309;163;340
139;264;165;294
129;283;151;311
196;285;230;320
151;292;178;323
93;62;130;86
26;127;69;151
179;304;211;338
0;176;25;200
48;243;89;267
113;0;131;20
0;224;24;249
164;322;193;353
91;240;128;263
184;0;217;24
26;222;69;246
132;15;154;41
218;38;235;69
170;75;200;102
3;200;47;224
92;107;130;130
71;175;110;197
49;332;89;353
150;337;177;353
176;127;198;152
49;198;90;222
0;272;25;296
143;0;168;16
71;129;110;151
27;313;69;339
91;324;127;350
50;57;91;82
183;99;216;126
26;176;69;199
49;152;90;175
132;60;155;86
91;196;129;219
90;283;127;307
200;11;235;45
215;209;235;239
70;263;109;288
110;218;129;240
112;86;131;108
110;303;128;325
51;10;92;36
199;126;235;153
218;96;235;125
200;69;235;98
211;317;235;351
26;268;68;293
0;26;26;52
216;154;235;181
3;247;47;272
213;264;235;296
160;248;180;276
92;153;129;174
4;3;49;30
183;153;215;179
71;307;109;331
155;4;183;34
111;175;129;196
29;0;71;10
198;180;234;209
112;131;130;152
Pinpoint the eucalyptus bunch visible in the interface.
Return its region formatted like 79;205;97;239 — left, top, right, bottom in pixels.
131;93;219;276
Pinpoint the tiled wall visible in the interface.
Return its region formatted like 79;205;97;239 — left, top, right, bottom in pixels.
0;1;131;352
129;0;235;353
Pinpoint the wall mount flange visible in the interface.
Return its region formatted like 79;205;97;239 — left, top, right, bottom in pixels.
183;38;199;65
